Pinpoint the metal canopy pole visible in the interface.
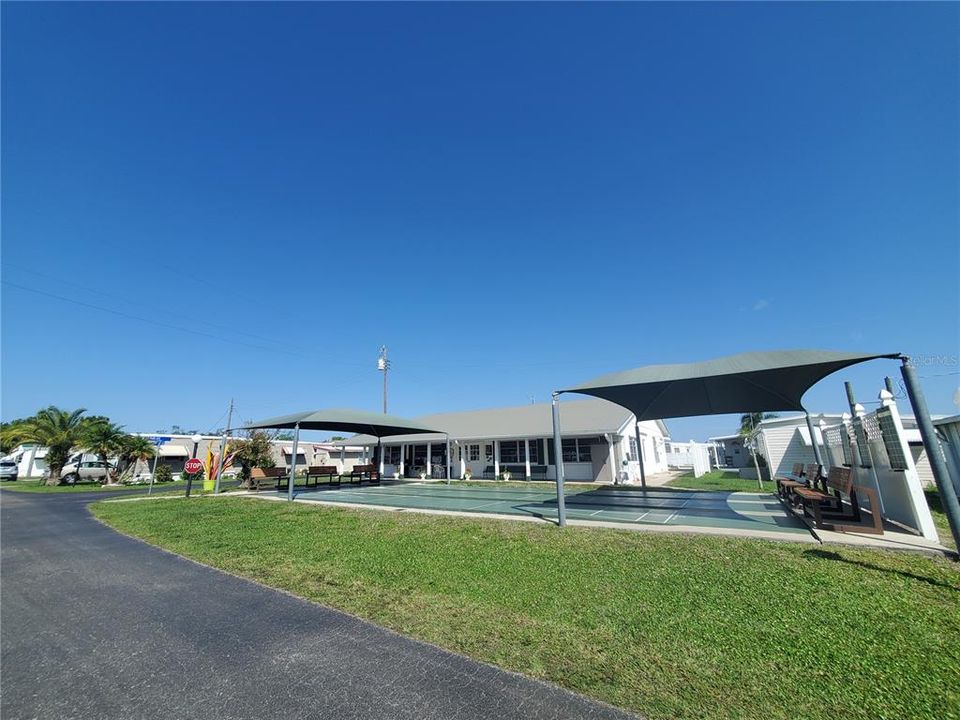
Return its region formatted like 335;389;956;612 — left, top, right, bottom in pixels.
804;412;823;467
634;421;647;489
287;422;300;501
900;359;960;552
215;399;233;495
551;393;567;527
214;433;228;495
844;382;867;468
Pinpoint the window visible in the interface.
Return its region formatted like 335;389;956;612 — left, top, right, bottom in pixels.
485;444;494;462
466;444;480;462
629;437;638;462
413;445;428;466
499;440;524;463
384;446;401;465
561;438;591;463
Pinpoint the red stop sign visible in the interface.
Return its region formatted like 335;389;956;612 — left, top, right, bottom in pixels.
184;458;203;474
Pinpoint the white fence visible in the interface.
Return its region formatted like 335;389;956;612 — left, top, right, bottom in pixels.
666;442;712;478
820;389;938;541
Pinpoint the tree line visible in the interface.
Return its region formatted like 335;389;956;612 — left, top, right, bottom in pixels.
1;406;283;488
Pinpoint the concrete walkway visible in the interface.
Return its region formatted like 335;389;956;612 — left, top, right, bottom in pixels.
0;490;634;719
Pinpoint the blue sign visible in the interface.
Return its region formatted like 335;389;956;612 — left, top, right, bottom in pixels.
147;436;172;446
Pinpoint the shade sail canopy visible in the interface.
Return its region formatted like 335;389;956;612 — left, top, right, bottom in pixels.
243;408;444;438
562;350;901;421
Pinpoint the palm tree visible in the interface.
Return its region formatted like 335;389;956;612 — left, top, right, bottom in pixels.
82;421;126;485
117;435;157;481
14;407;88;485
738;412;778;437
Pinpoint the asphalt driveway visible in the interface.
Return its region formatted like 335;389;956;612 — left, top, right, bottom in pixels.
0;490;633;719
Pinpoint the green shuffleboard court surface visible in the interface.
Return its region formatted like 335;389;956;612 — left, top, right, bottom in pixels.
263;482;810;534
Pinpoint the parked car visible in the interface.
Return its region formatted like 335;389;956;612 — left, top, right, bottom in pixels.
61;454;115;485
0;460;18;481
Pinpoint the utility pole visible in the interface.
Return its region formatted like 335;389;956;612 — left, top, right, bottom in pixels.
377;346;390;414
214;398;233;495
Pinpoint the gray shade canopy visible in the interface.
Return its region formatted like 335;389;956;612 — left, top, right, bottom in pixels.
562;350;901;421
243;408;444;437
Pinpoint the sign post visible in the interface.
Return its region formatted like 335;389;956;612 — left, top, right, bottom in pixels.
184;457;203;497
147;436;171;496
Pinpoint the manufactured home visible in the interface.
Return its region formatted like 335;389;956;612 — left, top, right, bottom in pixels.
337;398;671;483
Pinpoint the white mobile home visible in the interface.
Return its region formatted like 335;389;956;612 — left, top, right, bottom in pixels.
338;398;671;483
754;414;936;485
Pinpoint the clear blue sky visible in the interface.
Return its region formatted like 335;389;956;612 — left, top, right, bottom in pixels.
2;2;958;441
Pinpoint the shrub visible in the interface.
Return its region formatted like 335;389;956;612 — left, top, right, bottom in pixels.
154;465;173;483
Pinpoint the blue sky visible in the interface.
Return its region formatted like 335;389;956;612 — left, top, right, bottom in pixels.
2;2;958;441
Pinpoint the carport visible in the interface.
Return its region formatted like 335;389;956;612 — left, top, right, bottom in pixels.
243;409;445;500
552;349;960;550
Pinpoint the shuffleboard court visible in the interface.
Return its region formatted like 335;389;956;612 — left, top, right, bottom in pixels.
260;482;811;535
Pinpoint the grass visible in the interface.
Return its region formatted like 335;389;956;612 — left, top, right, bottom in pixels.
92;496;960;720
666;469;770;493
0;479;191;493
926;487;957;551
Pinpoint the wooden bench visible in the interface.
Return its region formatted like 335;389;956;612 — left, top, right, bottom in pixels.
305;465;340;487
348;464;380;485
777;463;810;503
793;466;883;534
249;466;287;492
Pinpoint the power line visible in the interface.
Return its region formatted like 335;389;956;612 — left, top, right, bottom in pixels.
2;263;296;348
2;280;321;360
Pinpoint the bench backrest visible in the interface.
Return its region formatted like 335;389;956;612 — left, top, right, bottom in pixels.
825;466;853;495
791;463;804;477
352;464;375;473
250;466;283;480
308;465;337;474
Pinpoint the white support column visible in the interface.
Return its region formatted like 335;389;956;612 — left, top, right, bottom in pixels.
445;436;452;484
399;444;405;477
459;441;466;479
494;440;501;479
607;433;617;485
379;442;385;476
524;439;531;479
426;442;432;478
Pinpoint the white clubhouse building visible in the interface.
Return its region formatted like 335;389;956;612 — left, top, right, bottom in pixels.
338;398;671;483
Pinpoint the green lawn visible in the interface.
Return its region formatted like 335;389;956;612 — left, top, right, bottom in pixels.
926;488;957;551
666;469;770;493
0;480;191;494
92;497;960;720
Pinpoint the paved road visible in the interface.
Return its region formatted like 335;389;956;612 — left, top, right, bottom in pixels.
1;491;634;719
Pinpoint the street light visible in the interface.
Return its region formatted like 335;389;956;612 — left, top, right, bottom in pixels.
186;433;203;498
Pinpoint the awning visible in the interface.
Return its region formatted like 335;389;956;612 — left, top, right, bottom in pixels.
158;445;189;457
244;408;444;437
562;350;901;420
